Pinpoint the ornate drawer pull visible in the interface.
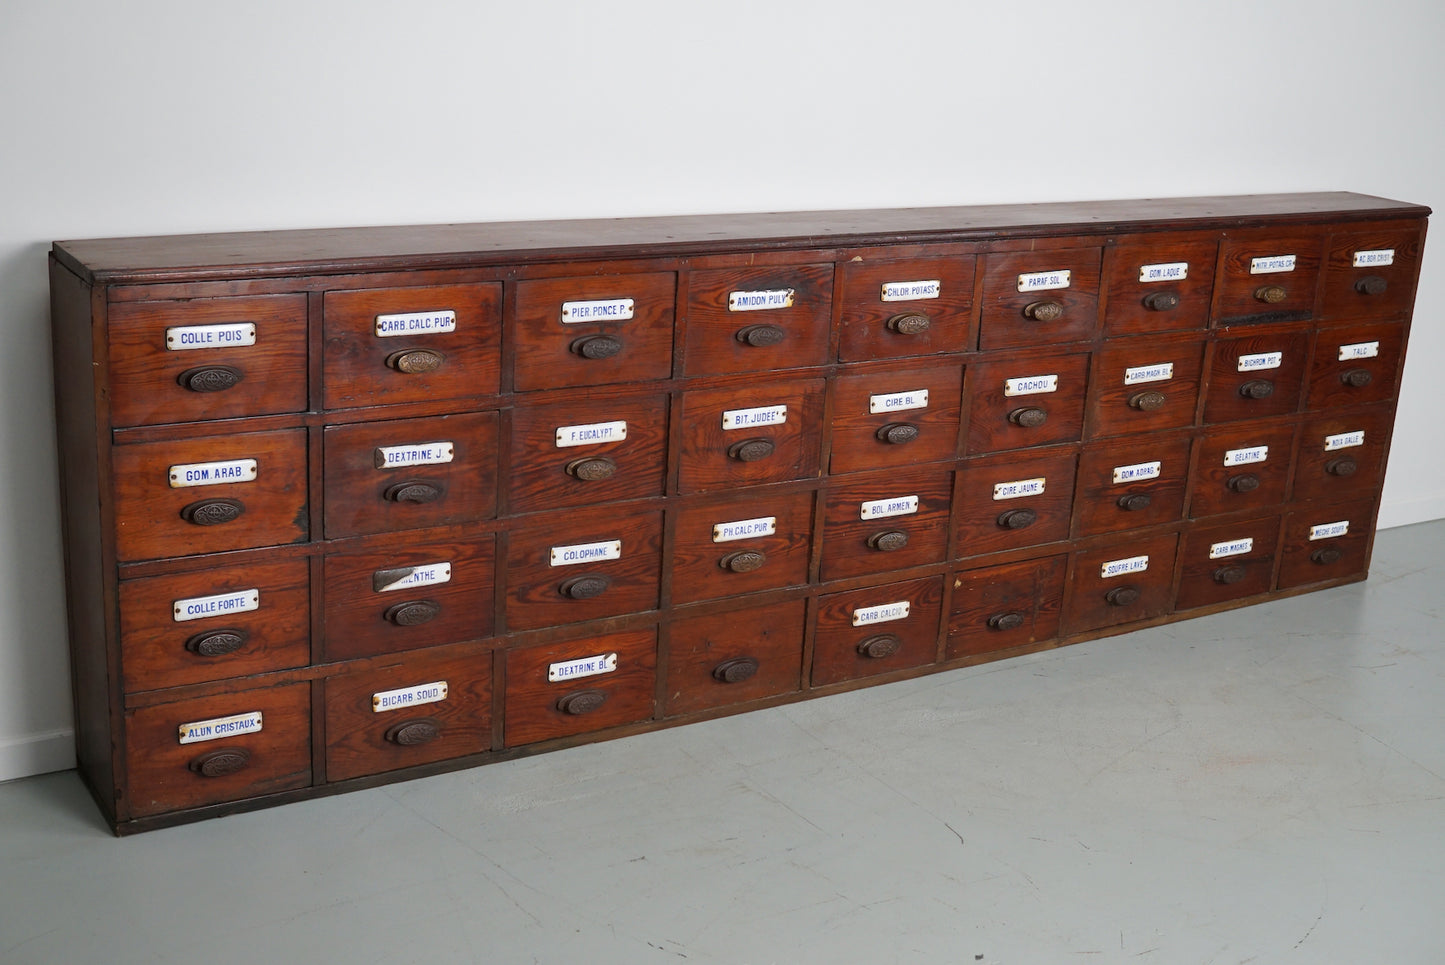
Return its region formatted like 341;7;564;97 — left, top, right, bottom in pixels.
1023;299;1064;322
1238;379;1275;399
735;324;786;347
185;628;248;657
1213;565;1248;585
177;365;243;393
987;611;1025;631
1310;547;1343;565
385;718;442;746
570;334;623;359
727;438;775;462
188;748;251;778
867;530;909;552
996;508;1037;530
1104;585;1141;607
384;600;441;626
886;312;931;335
857;633;902;659
1340;368;1373;388
180;498;245;526
1117;493;1153;511
1254;284;1288;304
1008;406;1048;428
566;457;617;481
876;423;919;445
385;348;445;374
560;575;610;600
1355;275;1388;295
1325;456;1358;477
556;690;607;715
1128;390;1167;411
719;550;767;573
712;657;760;683
1227;473;1262;494
1142;291;1180;312
384;481;443;504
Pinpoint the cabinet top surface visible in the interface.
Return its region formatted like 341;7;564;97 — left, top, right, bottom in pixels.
53;192;1430;284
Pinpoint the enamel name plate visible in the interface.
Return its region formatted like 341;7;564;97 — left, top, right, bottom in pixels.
550;540;622;567
561;298;634;323
374;310;456;337
373;562;452;593
1324;430;1365;451
1310;520;1349;541
1101;555;1149;578
178;711;262;745
1209;537;1254;560
723;404;788;430
549;652;617;683
1016;269;1070;292
1113;460;1161;484
165;322;256;351
1338;341;1380;361
173;588;260;623
1249;254;1296;274
1123;362;1174;385
729;289;795;311
374;441;454;469
869;389;928;413
852;600;911;627
713;516;776;543
168;458;257;488
860;495;919;520
1223;445;1268;467
880;279;941;301
1139;261;1188;283
1237;351;1282;372
1003;374;1058;397
373;681;448;713
556;420;627;447
1354;248;1395;267
993;477;1046;500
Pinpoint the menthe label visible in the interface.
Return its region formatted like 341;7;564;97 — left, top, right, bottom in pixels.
1338;341;1380;361
1113;460;1162;484
880;279;941;302
1354;248;1395;267
1223;445;1269;467
993;477;1045;500
550;539;622;567
178;711;262;745
728;289;794;311
561;298;634;323
723;404;787;431
1003;374;1059;397
852;600;911;627
556;420;627;448
165;322;256;351
374;441;454;469
375;562;452;593
1309;520;1350;541
374;310;456;337
548;652;617;683
713;516;776;543
1016;269;1070;292
1209;537;1254;560
1324;430;1365;451
168;458;258;489
1101;555;1149;578
1237;351;1283;372
1249;254;1296;274
1123;362;1174;385
1139;261;1188;283
373;681;448;713
173;588;259;623
869;389;928;414
860;494;919;520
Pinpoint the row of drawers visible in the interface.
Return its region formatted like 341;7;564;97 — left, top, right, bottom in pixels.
104;222;1421;427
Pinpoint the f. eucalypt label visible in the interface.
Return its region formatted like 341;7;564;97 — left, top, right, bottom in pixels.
1249;254;1296;274
1223;445;1269;467
713;516;776;543
1139;262;1188;283
993;477;1045;500
728;289;794;311
374;310;456;337
1123;362;1174;385
880;280;941;302
165;322;256;351
1338;341;1380;361
168;458;257;488
373;681;448;713
550;539;622;567
723;405;787;431
173;588;259;623
852;600;910;627
1209;537;1254;560
1324;430;1365;451
869;389;929;414
178;711;262;745
555;420;627;448
374;441;454;469
1016;269;1070;292
1100;555;1149;578
548;652;617;683
1309;520;1349;541
374;562;452;593
860;495;919;520
1112;460;1161;484
1353;249;1395;267
1003;374;1058;397
561;298;634;323
1237;351;1282;372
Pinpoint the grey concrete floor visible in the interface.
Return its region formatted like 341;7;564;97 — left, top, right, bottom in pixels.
3;521;1443;965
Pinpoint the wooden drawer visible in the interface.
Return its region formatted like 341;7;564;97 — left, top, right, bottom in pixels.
107;294;308;428
123;682;311;819
828;361;963;473
504;627;657;746
1201;327;1310;423
512;270;675;391
112;428;308;563
1292;405;1394;504
504;506;663;632
663;600;806;716
1072;432;1192;537
1101;238;1217;335
1188;421;1296;519
1320;222;1425;322
1214;230;1324;324
683;263;834;376
965;351;1091;454
322;282;501;408
947;554;1066;660
1306;321;1406;409
812;576;943;687
324;646;493;782
1064;532;1179;634
1085;334;1205;438
670;489;814;605
322;412;498;539
1278;499;1376;589
836;254;976;361
819;468;952;580
677;378;825;493
955;446;1077;557
118;558;310;693
979;247;1101;349
322;536;496;661
1176;516;1280;611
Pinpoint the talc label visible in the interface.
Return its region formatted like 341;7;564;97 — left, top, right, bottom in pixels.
1338;341;1379;361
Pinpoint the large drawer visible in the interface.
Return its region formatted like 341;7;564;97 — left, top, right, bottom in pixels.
503;628;657;746
677;378;825;493
664;600;806;716
979;247;1102;349
670;489;815;605
1085;334;1205;438
819;468;952;580
683;264;834;375
1175;517;1281;611
1306;321;1407;410
1101;238;1216;336
1064;532;1179;634
1188;421;1296;519
828;361;963;473
1202;327;1311;423
1072;432;1192;537
812;576;943;687
947;554;1066;660
836;253;976;361
1214;230;1324;324
965;351;1091;454
1320;222;1424;322
1277;499;1377;589
955;446;1077;557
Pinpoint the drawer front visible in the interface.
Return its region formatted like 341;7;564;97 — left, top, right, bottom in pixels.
504;628;657;746
1320;222;1424;322
670;490;815;605
322;537;496;661
322;412;498;539
107;294;308;428
955;446;1077;557
979;247;1102;349
677;378;825;493
836;255;976;361
1085;334;1205;438
1176;516;1280;611
323;282;501;408
112;428;309;563
504;507;663;632
123;682;311;819
683;264;834;375
119;558;310;692
1292;405;1394;503
828;362;963;473
1278;499;1375;589
1188;422;1296;519
1202;328;1310;423
819;468;953;580
1214;231;1324;324
812;576;943;686
512;271;676;391
965;351;1091;454
947;554;1066;660
1101;239;1217;335
1306;321;1406;409
1072;432;1192;537
324;647;493;782
663;600;806;715
1064;532;1179;633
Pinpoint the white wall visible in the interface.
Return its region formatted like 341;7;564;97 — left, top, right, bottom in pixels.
2;0;1443;781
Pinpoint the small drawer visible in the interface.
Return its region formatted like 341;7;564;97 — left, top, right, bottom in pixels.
955;446;1077;557
682;263;834;376
1291;405;1394;504
504;506;663;632
946;554;1066;660
512;271;676;391
1277;499;1375;589
1072;432;1192;537
324;646;493;782
965;351;1091;454
323;282;501;409
811;576;943;687
1085;334;1205;438
1176;517;1280;611
506;391;669;513
1201;327;1310;423
322;412;498;539
979;247;1102;349
118;558;310;692
322;536;496;661
1188;422;1296;519
1306;321;1406;409
1320;222;1424;322
670;489;815;605
836;254;976;361
107;294;308;428
1101;239;1217;335
819;468;952;581
663;600;806;716
112;428;308;563
504;627;657;747
828;362;963;473
123;682;311;819
1064;532;1179;634
1214;231;1324;324
677;378;825;493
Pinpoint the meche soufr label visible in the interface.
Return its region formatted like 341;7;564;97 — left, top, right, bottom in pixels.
722;405;788;431
165;322;256;351
1138;261;1188;283
1309;520;1349;541
880;279;941;302
168;458;258;489
374;310;456;337
178;711;262;745
556;420;627;448
561;298;635;324
173;588;260;623
728;289;795;312
713;516;776;543
372;681;448;713
550;539;622;567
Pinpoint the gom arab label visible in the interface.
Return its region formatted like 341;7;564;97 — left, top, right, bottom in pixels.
561;298;634;323
1354;248;1395;267
556;420;627;447
713;516;776;543
1139;261;1188;283
374;562;452;593
550;539;622;567
373;681;448;713
1309;520;1350;541
1223;445;1269;467
728;289;794;311
1123;362;1174;385
165;322;256;351
1113;460;1161;484
993;477;1045;500
880;279;941;301
178;711;262;745
1338;341;1380;361
549;652;617;683
860;494;919;520
168;458;257;488
723;404;787;431
1237;351;1282;372
1209;537;1254;559
852;600;911;627
1324;430;1365;451
374;310;456;337
1101;555;1149;579
1017;269;1070;292
869;389;928;414
1250;254;1296;274
1003;374;1058;397
173;588;259;623
374;441;454;469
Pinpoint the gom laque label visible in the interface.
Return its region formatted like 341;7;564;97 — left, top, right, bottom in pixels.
168;458;258;488
1139;261;1188;283
165;322;257;351
178;711;262;745
373;681;448;713
173;588;260;622
374;310;457;337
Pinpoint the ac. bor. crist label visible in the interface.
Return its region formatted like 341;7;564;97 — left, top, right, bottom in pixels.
1209;537;1254;559
1309;520;1350;541
374;310;456;337
173;588;260;623
860;495;919;520
1353;249;1395;267
561;298;634;323
372;681;448;713
1016;269;1070;292
165;322;257;351
722;405;787;431
374;441;454;469
993;477;1046;500
1138;261;1188;283
167;458;258;489
852;600;911;627
880;279;941;302
1223;445;1269;467
1249;254;1296;274
178;711;262;745
868;389;928;414
712;516;776;543
555;420;627;447
1123;362;1174;385
728;289;794;311
548;652;617;682
550;540;622;567
1324;430;1365;451
1100;555;1149;578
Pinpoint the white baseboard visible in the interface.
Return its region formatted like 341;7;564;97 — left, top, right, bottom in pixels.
1378;496;1445;531
0;730;75;783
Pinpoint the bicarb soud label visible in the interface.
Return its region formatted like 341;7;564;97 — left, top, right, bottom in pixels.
168;458;257;489
373;681;448;713
712;516;776;543
881;280;941;302
178;711;262;745
555;421;627;448
173;588;259;623
374;310;456;337
852;600;911;627
165;322;256;351
548;652;617;683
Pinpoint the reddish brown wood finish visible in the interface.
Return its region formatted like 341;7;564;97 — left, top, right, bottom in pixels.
1291;404;1395;503
683;264;834;376
1202;327;1311;423
1278;498;1376;589
1064;532;1180;634
836;253;977;361
1306;321;1406;409
965;351;1091;454
1188;421;1297;519
1319;222;1424;322
1175;516;1281;611
828;362;963;473
670;490;814;605
664;600;806;715
979;247;1102;349
1101;238;1217;335
503;629;657;746
1072;433;1193;537
1085;335;1206;438
948;555;1067;659
677;379;825;493
1214;231;1324;324
955;447;1078;557
811;577;943;687
819;468;953;580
